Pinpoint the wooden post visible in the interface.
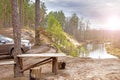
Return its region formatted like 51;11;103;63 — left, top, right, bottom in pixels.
52;57;58;75
29;67;42;80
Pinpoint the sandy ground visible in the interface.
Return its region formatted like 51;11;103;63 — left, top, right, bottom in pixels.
0;45;120;80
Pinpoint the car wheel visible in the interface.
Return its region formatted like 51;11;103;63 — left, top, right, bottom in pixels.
10;48;24;57
10;48;14;57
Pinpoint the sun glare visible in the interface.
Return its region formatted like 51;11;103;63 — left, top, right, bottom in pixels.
106;16;120;30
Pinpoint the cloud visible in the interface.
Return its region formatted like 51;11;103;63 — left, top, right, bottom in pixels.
43;0;120;29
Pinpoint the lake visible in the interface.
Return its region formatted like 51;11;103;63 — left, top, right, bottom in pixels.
79;43;117;59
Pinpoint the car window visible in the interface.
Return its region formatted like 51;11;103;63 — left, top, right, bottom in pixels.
0;35;13;43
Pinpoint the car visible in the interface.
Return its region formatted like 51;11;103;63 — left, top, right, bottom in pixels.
0;35;31;57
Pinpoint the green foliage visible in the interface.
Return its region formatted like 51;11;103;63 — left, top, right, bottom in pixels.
40;2;47;27
24;0;35;26
70;13;79;28
47;14;63;40
46;11;65;28
0;0;47;28
46;14;78;57
79;46;89;54
0;0;12;27
79;46;89;57
65;13;79;37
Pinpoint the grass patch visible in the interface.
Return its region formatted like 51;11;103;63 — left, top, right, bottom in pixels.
105;44;120;58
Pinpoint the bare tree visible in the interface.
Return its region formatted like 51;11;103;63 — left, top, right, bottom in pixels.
35;0;41;45
11;0;23;77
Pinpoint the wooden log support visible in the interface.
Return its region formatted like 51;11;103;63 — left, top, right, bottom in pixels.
52;57;58;75
30;66;42;80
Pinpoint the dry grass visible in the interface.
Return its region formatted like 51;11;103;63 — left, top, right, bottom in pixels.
106;44;120;58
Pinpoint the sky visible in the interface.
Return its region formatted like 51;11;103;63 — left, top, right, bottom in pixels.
41;0;120;30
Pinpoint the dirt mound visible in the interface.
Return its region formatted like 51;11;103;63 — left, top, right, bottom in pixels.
0;28;13;38
0;28;34;41
0;27;54;45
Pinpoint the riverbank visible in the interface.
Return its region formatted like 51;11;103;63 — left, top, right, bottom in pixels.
105;44;120;58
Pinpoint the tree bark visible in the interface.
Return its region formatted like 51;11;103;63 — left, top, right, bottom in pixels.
35;0;41;46
11;0;23;77
19;0;24;28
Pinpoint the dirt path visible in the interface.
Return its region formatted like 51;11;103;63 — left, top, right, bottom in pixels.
0;45;120;80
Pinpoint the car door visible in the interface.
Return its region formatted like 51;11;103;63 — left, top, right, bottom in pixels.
0;43;13;55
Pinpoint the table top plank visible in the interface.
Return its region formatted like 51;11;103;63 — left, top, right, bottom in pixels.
17;53;66;58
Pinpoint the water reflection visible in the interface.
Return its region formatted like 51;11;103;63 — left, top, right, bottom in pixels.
79;43;117;59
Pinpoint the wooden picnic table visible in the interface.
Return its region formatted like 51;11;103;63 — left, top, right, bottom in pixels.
17;53;66;75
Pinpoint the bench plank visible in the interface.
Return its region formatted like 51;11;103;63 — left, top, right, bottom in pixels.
17;53;66;58
0;61;15;65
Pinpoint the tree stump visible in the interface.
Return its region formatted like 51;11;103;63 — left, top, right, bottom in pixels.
29;66;42;80
58;61;66;69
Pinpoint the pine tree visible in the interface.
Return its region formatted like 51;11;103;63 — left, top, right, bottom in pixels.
35;0;41;45
11;0;23;77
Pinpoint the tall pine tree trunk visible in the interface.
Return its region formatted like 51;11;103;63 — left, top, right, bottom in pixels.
11;0;23;77
35;0;40;45
19;0;24;28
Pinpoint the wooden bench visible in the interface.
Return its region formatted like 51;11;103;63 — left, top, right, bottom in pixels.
17;53;66;75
